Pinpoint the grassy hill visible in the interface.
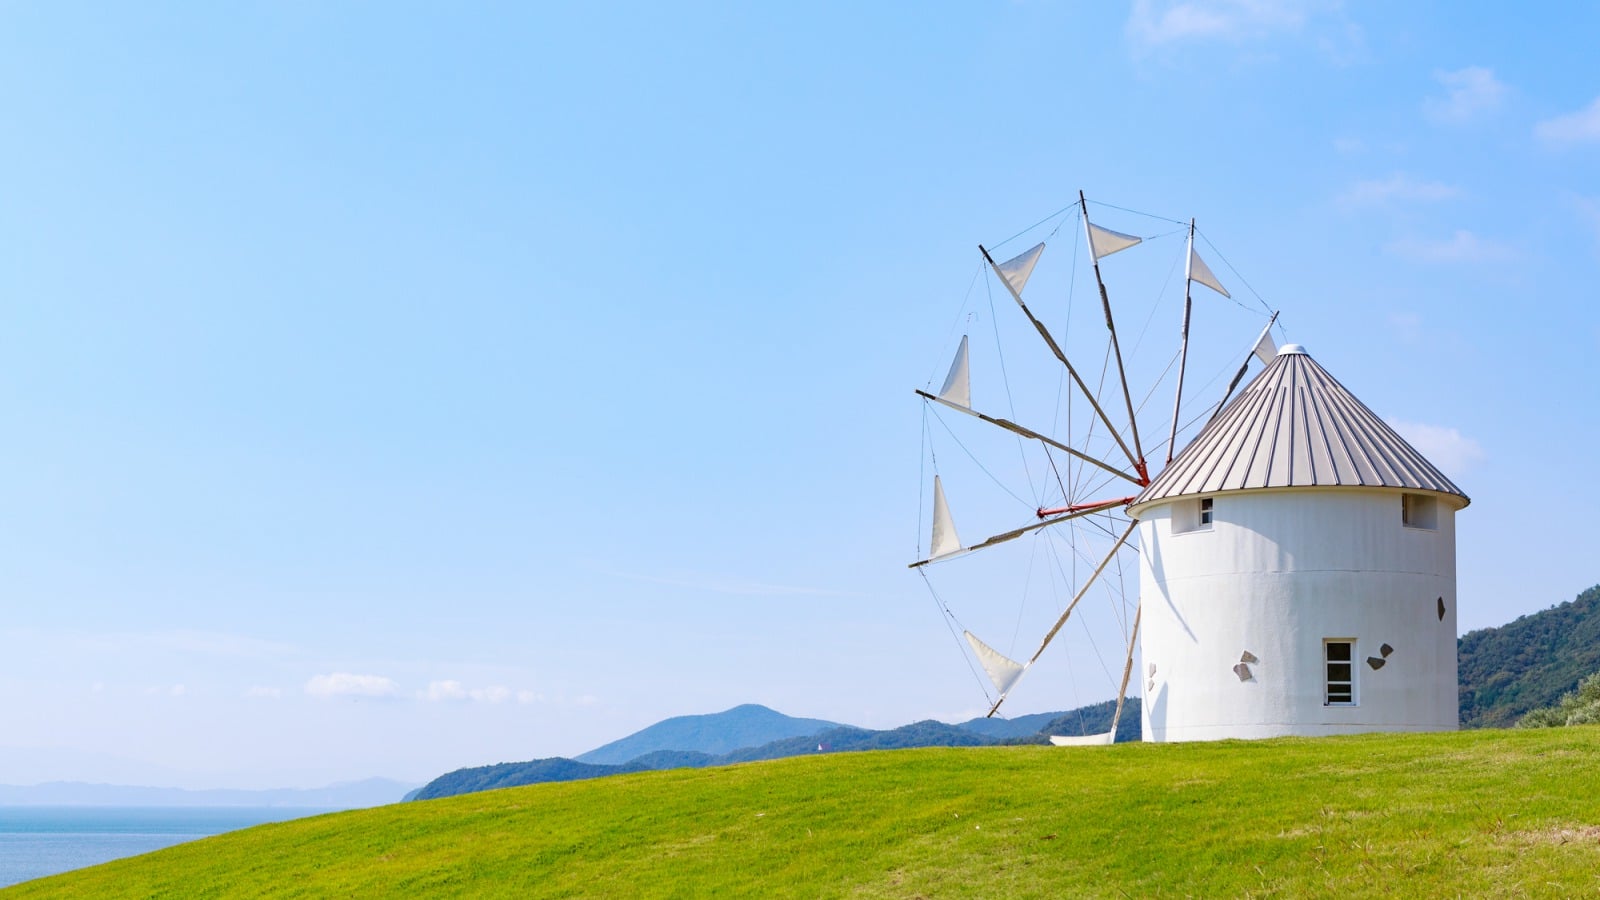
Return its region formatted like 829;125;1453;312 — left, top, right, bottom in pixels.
14;727;1600;897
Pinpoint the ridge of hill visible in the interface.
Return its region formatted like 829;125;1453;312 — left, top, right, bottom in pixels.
409;718;1049;801
1458;584;1600;728
953;710;1064;739
21;729;1600;897
572;703;842;765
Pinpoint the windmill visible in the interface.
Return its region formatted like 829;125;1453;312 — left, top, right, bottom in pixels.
913;194;1466;742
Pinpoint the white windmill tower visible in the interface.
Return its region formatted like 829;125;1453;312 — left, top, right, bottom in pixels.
1129;344;1469;741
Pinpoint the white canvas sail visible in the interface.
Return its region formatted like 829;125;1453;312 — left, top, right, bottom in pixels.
930;475;962;559
1251;318;1277;365
964;630;1026;696
938;335;971;407
1188;247;1231;298
1087;222;1142;260
995;243;1045;295
1049;731;1115;746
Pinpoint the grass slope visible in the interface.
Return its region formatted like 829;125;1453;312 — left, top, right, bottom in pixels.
12;727;1600;898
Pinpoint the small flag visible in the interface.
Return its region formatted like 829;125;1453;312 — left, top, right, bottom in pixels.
995;243;1045;296
1087;222;1142;260
1188;247;1231;298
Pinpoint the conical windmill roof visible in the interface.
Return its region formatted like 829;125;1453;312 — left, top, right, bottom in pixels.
1130;345;1469;514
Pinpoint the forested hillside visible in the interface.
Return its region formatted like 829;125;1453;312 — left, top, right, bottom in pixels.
1458;584;1600;728
1044;697;1141;743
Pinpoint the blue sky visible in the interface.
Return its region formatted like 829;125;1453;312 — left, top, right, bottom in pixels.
1;2;1597;788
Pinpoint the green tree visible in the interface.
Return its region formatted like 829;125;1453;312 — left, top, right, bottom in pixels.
1518;671;1600;728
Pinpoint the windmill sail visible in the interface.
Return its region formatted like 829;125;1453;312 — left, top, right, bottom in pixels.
1188;246;1230;298
1251;319;1277;365
1087;222;1142;260
995;243;1045;295
929;475;962;559
938;335;970;407
1049;731;1114;746
1209;311;1280;424
964;631;1027;697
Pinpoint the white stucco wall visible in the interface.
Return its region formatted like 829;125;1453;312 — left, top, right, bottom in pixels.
1137;487;1460;742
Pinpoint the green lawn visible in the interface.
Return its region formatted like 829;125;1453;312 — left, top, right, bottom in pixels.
10;727;1600;898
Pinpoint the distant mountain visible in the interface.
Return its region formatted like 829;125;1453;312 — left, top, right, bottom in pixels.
0;777;416;808
410;718;1049;801
1459;584;1600;728
573;704;842;765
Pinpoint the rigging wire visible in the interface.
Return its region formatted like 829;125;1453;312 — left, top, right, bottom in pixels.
987;203;1079;254
1196;229;1281;325
1085;197;1189;228
918;568;996;706
926;264;987;390
926;406;1033;510
983;268;1045;507
1125;235;1186;360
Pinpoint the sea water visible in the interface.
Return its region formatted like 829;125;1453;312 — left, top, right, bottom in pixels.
0;807;328;888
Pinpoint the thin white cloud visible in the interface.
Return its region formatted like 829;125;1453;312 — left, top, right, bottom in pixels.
305;672;399;699
1385;230;1515;264
420;680;515;703
245;686;283;699
1337;174;1459;209
1126;0;1317;45
1536;97;1600;145
421;680;468;702
1388;420;1485;476
475;685;512;704
170;684;188;697
1424;67;1507;124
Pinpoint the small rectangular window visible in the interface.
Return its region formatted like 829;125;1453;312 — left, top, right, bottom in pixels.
1325;640;1355;705
1401;493;1437;530
1173;497;1214;534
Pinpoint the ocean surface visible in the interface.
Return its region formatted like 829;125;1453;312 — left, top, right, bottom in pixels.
0;806;330;888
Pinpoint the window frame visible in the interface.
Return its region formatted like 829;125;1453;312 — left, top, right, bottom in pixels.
1172;496;1215;535
1324;639;1356;706
1401;493;1438;530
